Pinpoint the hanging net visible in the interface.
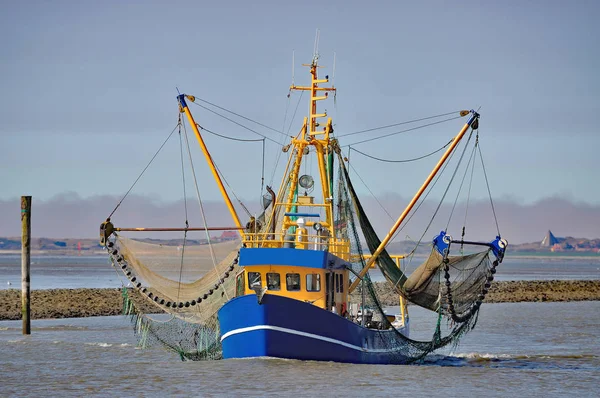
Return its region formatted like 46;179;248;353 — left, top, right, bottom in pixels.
334;147;503;362
107;234;242;360
404;249;494;316
104;139;503;363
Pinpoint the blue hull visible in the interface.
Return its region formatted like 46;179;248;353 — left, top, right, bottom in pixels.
218;294;411;365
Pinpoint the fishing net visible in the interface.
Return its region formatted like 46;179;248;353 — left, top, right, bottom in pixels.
404;249;493;316
106;234;242;360
335;149;500;362
104;142;501;363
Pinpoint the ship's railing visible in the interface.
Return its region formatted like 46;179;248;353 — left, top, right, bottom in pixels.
242;231;351;260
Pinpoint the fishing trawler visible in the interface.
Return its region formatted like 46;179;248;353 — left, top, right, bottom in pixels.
100;49;507;364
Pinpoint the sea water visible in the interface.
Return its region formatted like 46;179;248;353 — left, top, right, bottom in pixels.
0;254;599;289
1;301;598;397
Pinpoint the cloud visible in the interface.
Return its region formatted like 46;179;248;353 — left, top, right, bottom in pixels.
364;194;600;244
0;193;598;244
0;193;240;240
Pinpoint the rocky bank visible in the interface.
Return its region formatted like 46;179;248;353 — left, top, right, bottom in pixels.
1;280;599;321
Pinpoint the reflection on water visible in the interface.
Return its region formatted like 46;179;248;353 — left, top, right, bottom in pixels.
1;301;598;397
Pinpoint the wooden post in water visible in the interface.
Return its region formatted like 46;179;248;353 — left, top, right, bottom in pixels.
21;196;31;335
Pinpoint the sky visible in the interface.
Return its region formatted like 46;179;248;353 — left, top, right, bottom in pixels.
1;0;599;242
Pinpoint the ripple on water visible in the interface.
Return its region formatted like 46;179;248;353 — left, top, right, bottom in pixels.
422;352;600;370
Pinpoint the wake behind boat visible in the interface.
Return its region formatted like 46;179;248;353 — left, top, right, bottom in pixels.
100;46;507;364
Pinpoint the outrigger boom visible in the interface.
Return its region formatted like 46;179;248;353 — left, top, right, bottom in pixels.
348;110;479;293
177;94;246;239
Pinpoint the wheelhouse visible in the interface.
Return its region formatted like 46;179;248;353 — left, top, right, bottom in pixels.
235;247;350;314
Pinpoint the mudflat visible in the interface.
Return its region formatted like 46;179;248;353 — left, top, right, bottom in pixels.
1;280;599;321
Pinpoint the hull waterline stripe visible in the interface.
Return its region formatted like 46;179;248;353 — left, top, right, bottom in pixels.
221;325;408;354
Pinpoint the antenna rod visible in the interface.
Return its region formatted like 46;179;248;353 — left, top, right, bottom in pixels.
332;51;336;83
348;111;480;293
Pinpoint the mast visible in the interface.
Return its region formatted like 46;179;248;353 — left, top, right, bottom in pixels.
177;94;245;237
348;111;480;293
284;58;337;237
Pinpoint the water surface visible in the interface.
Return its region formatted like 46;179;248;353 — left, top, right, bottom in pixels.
1;301;598;397
1;254;599;290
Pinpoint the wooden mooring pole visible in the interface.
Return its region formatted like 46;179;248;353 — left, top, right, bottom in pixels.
21;196;31;335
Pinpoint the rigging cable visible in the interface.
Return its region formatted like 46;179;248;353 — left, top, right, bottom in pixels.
349;139;453;163
477;136;501;236
179;116;190;226
177;115;189;303
461;136;478;250
214;159;253;218
460;138;478;251
107;122;180;219
190;100;282;145
445;136;478;231
268;92;292;187
270;91;293;184
198;124;265;142
338;110;462;138
189;96;287;137
181;118;230;301
392;145;459;258
345;115;462;147
269;90;305;186
348;162;395;221
345;135;459;251
411;128;476;254
195;123;266;212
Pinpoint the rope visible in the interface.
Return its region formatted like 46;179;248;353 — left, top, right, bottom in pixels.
269;90;304;186
392;150;454;257
345;115;462;147
193;123;265;211
179;116;189;227
190;101;281;145
177;115;189;303
182;119;229;301
405;129;474;256
462;136;478;244
338;110;462;138
348;162;395;221
213;160;253;219
446;138;478;231
349;139;453;163
420;129;475;243
190;96;287;137
107;122;179;219
198;125;264;142
477;139;501;236
176;229;188;303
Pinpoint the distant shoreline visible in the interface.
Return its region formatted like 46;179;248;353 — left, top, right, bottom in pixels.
1;281;599;321
0;250;598;260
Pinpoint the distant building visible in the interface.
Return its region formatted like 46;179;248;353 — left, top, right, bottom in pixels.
220;231;239;241
540;230;559;247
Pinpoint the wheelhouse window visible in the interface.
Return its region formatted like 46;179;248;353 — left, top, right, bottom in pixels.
335;273;340;293
339;274;344;292
286;273;301;291
266;272;281;291
306;273;321;292
248;272;261;288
